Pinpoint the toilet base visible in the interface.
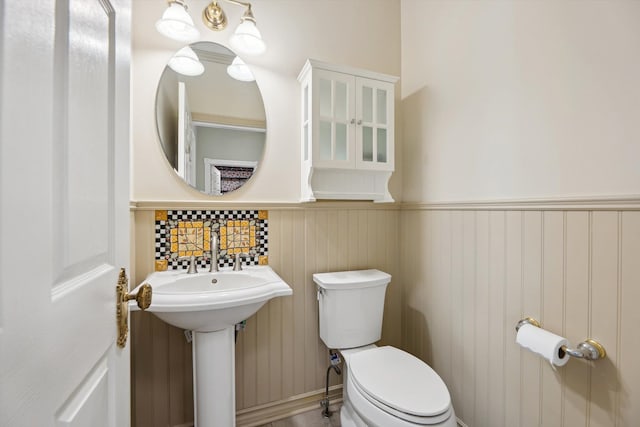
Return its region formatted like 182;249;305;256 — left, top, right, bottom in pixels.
342;385;457;427
342;398;458;427
340;399;365;427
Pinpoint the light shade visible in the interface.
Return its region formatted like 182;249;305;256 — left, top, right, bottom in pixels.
168;46;204;76
227;56;255;82
229;20;266;55
156;2;200;43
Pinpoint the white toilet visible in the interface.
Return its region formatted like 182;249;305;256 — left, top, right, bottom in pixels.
313;269;457;427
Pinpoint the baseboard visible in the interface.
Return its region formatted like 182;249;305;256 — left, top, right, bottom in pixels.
172;393;462;427
235;385;343;427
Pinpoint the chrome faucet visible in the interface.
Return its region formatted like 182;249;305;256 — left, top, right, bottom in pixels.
209;230;219;272
179;255;198;274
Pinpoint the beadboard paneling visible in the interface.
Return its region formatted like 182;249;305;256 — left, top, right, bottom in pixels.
400;208;640;427
130;202;640;427
130;205;400;427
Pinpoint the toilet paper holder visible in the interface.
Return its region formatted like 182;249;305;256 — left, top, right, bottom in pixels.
515;317;606;361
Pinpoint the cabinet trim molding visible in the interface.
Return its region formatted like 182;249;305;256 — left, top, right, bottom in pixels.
297;59;398;85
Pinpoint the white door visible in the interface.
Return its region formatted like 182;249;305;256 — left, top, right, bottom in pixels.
178;81;197;186
0;1;131;426
204;160;223;196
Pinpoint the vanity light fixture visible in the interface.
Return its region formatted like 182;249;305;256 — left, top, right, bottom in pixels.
202;1;227;31
226;56;255;82
203;0;267;55
156;0;200;43
168;46;205;76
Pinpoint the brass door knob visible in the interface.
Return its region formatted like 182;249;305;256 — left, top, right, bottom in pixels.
128;283;152;310
116;268;153;348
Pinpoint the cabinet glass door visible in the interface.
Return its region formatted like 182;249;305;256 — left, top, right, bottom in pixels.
356;78;393;170
314;70;355;167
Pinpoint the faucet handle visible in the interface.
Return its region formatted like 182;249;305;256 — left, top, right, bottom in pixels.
233;252;248;271
178;255;198;274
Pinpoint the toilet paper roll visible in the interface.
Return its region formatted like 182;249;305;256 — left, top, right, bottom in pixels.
516;323;570;367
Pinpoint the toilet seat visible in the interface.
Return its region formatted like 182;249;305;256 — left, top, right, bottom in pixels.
348;346;453;425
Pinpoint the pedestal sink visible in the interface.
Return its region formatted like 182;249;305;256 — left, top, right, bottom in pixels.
131;266;292;427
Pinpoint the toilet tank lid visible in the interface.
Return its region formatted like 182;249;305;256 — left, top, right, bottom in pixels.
313;269;391;290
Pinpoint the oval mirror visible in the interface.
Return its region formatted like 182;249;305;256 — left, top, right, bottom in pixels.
155;41;266;195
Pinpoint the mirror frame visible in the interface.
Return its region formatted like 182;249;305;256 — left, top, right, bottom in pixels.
154;41;267;196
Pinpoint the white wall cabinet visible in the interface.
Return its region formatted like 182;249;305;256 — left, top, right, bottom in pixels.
298;59;398;202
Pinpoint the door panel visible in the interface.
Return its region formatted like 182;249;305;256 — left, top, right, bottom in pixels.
55;357;109;427
0;1;131;426
178;81;197;186
65;0;111;264
54;0;113;288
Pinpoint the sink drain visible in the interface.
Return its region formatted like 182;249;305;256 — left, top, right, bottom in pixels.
211;278;218;284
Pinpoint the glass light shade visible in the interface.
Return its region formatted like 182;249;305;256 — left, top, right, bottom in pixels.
168;46;204;76
227;56;255;82
229;20;266;55
155;3;200;43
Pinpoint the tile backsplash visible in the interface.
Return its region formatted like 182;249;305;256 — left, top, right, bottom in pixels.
154;209;268;271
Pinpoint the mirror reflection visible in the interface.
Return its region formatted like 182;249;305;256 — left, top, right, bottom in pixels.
155;42;266;195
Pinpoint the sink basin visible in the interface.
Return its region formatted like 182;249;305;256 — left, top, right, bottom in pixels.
132;265;292;427
132;265;292;332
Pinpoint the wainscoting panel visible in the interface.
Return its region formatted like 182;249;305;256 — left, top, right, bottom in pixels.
400;208;640;427
131;201;640;427
130;204;401;427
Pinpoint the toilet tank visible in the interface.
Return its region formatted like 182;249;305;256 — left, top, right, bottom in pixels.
313;269;391;349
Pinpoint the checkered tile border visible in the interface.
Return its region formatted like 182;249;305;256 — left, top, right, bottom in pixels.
155;210;268;271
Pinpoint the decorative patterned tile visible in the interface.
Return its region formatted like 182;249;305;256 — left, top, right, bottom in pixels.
154;210;268;271
155;259;168;272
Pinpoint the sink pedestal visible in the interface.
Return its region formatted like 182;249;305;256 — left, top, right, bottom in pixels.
132;266;293;427
193;327;236;427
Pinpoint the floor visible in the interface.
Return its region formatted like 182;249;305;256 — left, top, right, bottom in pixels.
257;404;341;427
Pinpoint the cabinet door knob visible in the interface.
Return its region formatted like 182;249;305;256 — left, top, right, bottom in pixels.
350;118;355;124
357;119;362;125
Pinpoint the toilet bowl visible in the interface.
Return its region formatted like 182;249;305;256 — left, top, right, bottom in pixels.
340;346;456;427
313;270;456;427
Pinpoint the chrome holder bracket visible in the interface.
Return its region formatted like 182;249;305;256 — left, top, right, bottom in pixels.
516;317;606;361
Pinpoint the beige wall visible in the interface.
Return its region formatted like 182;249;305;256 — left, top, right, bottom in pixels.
400;1;640;427
400;206;640;427
131;204;401;427
130;1;402;424
401;0;640;202
131;0;402;203
131;1;640;426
